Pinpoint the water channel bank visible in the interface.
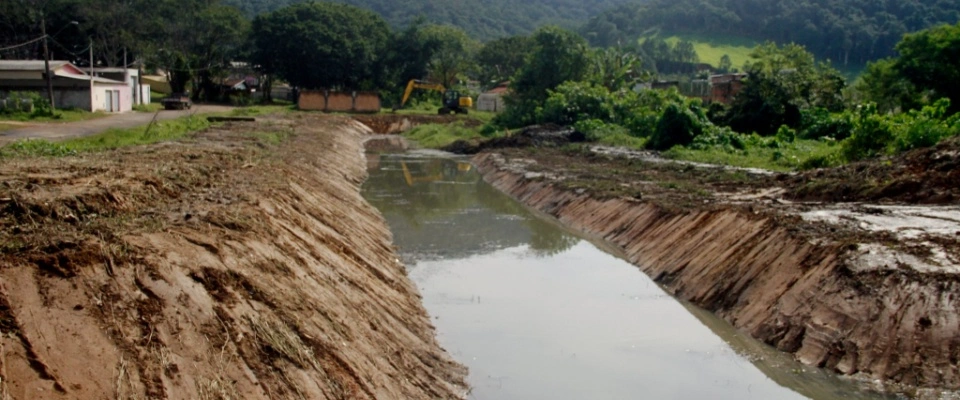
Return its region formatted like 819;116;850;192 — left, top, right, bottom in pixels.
471;148;960;396
362;152;905;399
0;116;466;399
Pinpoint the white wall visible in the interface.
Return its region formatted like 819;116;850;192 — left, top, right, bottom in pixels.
477;93;505;112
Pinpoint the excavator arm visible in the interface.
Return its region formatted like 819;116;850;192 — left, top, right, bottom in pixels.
396;79;446;110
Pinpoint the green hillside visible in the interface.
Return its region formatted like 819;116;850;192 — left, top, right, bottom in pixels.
584;0;960;67
225;0;634;40
642;32;758;69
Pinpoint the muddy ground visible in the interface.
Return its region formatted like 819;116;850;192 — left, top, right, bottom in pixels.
0;114;466;399
462;132;960;395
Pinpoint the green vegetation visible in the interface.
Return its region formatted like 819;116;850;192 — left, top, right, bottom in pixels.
654;33;757;70
402;121;487;148
224;0;632;40
133;103;164;113
0;114;210;158
583;0;960;68
483;23;960;172
1;92;108;123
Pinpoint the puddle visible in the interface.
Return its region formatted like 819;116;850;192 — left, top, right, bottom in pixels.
362;153;902;400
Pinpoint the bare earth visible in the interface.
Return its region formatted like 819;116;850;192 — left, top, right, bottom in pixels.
0;105;234;144
0;114;466;399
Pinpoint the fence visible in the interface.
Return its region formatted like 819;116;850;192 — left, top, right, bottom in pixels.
298;90;381;113
0;96;35;113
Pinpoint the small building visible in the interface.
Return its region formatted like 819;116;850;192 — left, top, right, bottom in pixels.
0;60;132;112
709;73;747;104
84;67;151;107
298;90;380;113
476;83;508;113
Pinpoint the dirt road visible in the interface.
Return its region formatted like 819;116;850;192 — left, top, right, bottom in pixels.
0;114;466;399
0;105;234;144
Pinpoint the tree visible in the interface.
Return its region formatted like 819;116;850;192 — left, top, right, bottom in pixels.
498;26;590;127
475;35;533;87
895;22;960;113
587;47;648;91
420;24;477;87
251;2;390;90
848;58;919;113
724;42;845;135
718;54;732;73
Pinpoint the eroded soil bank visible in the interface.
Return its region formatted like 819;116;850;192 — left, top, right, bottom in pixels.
0;115;466;399
472;144;960;395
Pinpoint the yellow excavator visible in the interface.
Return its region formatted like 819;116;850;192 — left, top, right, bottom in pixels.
394;79;473;114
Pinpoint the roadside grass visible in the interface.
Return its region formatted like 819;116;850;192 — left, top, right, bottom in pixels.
0;114;210;157
133;103;164;112
0;106;299;158
0;123;16;132
662;138;841;172
0;108;109;123
230;105;295;116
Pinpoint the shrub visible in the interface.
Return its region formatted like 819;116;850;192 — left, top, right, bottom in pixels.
649;103;704;150
842;104;895;161
538;82;614;125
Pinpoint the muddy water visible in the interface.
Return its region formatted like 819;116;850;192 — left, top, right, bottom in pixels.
362;153;899;400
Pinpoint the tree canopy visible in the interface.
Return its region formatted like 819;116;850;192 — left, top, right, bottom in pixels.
224;0;633;40
250;2;390;90
582;0;960;67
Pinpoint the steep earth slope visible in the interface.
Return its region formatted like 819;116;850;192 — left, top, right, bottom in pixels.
0;115;466;399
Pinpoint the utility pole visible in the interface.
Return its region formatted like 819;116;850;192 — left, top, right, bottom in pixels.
41;16;56;111
89;38;94;112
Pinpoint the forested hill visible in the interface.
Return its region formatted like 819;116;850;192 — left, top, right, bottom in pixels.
582;0;960;66
224;0;633;39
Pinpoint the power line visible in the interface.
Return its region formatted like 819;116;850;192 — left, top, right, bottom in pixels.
0;35;44;52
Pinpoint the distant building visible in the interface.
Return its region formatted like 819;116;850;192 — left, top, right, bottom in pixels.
476;82;508;113
709;73;747;104
0;60;132;112
83;67;151;107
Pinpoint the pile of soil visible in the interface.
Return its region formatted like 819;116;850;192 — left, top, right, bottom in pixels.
0;116;466;399
785;136;960;204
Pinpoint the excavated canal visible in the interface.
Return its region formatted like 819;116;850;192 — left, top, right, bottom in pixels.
362;152;897;400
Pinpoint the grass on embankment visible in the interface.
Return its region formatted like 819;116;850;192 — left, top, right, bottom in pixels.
0;105;295;158
662;139;841;172
403;121;488;148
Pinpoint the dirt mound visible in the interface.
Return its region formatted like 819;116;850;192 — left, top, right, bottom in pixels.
0;116;466;399
443;124;586;154
353;115;480;134
786;136;960;204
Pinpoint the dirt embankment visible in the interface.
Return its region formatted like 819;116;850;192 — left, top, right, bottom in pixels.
473;147;960;393
0;115;466;399
352;115;482;134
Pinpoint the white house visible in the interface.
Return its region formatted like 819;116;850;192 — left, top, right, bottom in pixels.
477;83;508;113
0;60;132;112
84;67;151;107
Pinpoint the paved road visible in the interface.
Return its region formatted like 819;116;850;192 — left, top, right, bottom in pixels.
0;104;234;144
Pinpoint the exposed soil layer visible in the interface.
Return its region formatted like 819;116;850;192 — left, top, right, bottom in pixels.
0;115;466;399
473;144;960;394
352;115;481;134
786;136;960;204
